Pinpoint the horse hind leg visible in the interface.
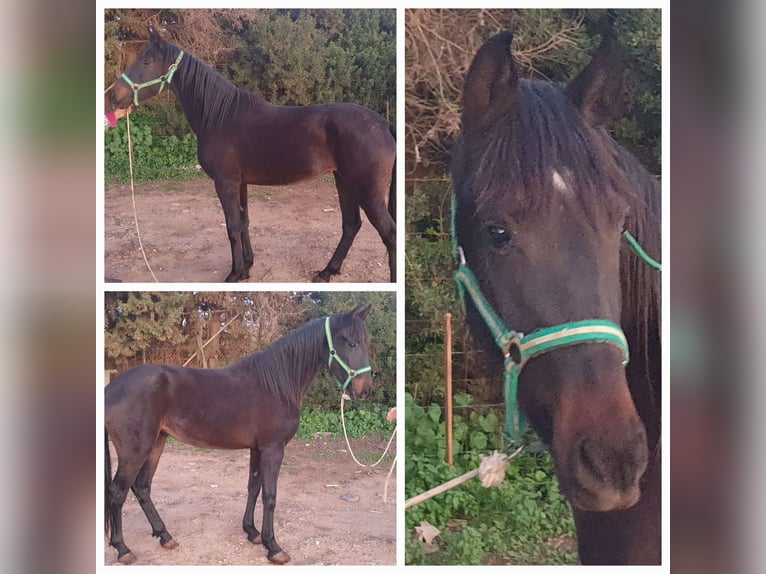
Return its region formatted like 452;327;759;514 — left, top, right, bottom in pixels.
363;193;396;282
242;447;263;544
107;442;158;563
314;172;361;282
130;432;178;550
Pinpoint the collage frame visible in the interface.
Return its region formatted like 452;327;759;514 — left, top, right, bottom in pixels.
97;2;670;571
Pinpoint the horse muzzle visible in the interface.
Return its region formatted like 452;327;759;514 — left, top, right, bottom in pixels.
558;418;649;512
348;375;373;400
109;81;134;110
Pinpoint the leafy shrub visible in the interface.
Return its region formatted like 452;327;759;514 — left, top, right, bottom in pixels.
104;110;203;182
404;392;577;565
297;403;395;441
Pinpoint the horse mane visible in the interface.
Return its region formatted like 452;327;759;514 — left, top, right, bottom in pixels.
162;40;261;133
230;316;327;409
614;142;662;443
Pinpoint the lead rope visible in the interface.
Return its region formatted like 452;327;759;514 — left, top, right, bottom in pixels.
125;112;159;282
339;393;398;503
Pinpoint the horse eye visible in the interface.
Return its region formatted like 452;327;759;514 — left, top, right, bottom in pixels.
142;58;152;66
486;225;511;249
349;342;357;348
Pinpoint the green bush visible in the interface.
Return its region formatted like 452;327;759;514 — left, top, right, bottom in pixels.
105;111;203;183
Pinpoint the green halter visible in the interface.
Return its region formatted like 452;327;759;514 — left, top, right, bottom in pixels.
325;317;372;391
451;195;660;443
121;50;185;107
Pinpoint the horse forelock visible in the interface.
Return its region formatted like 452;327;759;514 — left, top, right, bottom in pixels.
455;79;633;231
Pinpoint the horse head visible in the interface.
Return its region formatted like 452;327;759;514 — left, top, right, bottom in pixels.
327;305;374;400
452;31;648;512
110;26;182;109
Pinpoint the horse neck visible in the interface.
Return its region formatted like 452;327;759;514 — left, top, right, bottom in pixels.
253;318;329;408
169;52;242;135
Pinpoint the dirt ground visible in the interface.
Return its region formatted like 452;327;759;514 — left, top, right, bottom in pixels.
104;176;391;283
104;436;396;566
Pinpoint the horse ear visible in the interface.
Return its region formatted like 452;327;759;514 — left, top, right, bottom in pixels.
566;34;625;127
148;26;161;44
461;31;519;134
352;304;373;321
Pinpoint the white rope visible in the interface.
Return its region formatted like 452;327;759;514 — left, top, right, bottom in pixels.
339;393;397;468
404;447;524;509
383;453;397;504
126;112;159;283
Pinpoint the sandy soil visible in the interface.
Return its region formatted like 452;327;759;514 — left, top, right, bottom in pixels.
104;436;397;566
104;176;391;283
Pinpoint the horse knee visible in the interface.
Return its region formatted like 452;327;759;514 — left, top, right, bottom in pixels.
262;493;277;512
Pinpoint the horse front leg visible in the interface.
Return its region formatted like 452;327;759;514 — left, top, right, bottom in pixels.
242;447;263;544
214;179;249;282
258;445;290;564
240;183;254;270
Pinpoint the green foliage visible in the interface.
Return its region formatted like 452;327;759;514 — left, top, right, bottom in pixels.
104;292;190;368
404;393;576;565
232;10;395;117
296;403;395;441
104;109;203;182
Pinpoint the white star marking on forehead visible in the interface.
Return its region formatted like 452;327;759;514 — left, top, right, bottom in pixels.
552;170;569;193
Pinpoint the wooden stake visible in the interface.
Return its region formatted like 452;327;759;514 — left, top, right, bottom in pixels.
445;312;453;466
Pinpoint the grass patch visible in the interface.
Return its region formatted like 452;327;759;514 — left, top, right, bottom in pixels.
405;392;577;565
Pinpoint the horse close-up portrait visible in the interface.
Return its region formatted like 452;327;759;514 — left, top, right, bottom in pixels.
103;10;396;283
404;9;661;566
103;293;397;566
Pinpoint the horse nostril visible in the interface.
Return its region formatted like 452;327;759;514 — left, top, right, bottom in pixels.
577;438;605;482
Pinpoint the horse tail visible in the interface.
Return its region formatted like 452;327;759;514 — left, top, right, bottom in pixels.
388;123;396;221
105;428;112;538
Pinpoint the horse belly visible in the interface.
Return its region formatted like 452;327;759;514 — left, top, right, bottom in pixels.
242;148;335;186
162;409;257;450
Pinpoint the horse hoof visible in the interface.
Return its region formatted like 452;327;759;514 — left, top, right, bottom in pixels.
311;272;330;283
249;534;262;545
268;551;291;565
118;552;137;565
225;271;251;283
161;538;179;550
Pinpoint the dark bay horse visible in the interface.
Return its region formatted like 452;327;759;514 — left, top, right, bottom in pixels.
451;32;661;564
109;27;396;283
105;306;373;565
